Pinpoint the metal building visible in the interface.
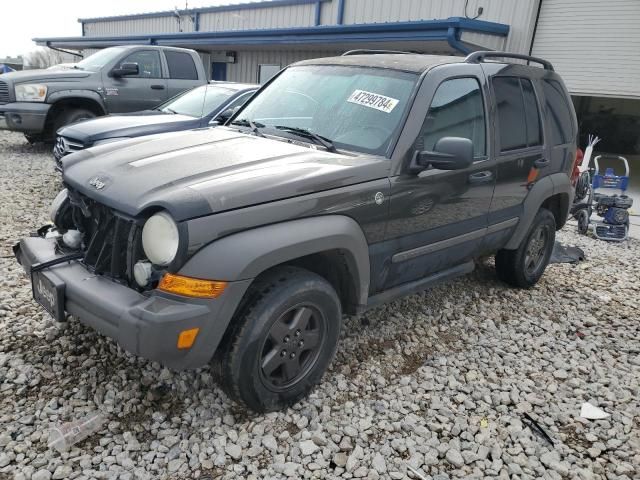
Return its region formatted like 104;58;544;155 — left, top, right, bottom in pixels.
33;0;640;205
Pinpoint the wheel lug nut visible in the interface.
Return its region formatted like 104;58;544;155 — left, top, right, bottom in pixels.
280;350;287;357
283;336;290;343
290;352;296;359
295;330;301;337
299;340;304;347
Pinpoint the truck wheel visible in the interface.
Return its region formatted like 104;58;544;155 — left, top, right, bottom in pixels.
495;208;556;288
215;266;341;412
52;108;96;136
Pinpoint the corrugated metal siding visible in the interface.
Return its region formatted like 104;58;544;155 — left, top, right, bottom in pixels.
84;15;195;36
532;0;640;98
199;3;315;31
227;49;341;83
337;0;538;53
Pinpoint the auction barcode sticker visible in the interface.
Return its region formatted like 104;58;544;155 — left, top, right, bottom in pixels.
347;90;399;113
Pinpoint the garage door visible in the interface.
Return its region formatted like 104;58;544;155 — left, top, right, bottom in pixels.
531;0;640;99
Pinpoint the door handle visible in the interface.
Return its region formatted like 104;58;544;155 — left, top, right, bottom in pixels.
151;84;165;90
534;157;550;168
468;171;494;185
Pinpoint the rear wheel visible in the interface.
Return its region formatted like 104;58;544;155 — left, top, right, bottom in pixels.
214;266;341;412
495;208;556;288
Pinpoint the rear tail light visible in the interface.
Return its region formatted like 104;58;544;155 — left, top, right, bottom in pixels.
571;148;584;185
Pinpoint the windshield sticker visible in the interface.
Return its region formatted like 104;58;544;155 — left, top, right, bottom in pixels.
347;90;399;113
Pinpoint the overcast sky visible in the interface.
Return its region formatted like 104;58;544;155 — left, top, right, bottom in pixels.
0;0;261;59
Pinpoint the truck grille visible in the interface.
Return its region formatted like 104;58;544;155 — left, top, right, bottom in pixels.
68;190;143;285
0;80;9;104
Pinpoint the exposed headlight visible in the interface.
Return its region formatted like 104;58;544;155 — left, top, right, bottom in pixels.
92;137;130;147
49;189;69;224
15;84;48;102
142;211;180;266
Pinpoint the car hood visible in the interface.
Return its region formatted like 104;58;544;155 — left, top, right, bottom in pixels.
58;112;197;143
63;127;389;221
0;68;91;84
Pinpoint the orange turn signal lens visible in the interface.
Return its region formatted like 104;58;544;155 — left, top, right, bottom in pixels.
177;328;200;349
158;273;227;298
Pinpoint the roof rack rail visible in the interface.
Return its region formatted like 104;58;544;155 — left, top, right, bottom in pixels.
464;51;554;71
342;49;418;56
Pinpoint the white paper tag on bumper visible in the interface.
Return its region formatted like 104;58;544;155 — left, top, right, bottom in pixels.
347;90;399;113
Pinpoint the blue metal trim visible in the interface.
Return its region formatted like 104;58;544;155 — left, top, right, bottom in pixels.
446;26;471;54
314;1;322;26
81;22;85;37
337;0;345;24
78;0;332;23
37;17;509;53
194;12;200;32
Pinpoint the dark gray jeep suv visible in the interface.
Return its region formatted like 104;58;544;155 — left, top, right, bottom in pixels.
15;51;577;412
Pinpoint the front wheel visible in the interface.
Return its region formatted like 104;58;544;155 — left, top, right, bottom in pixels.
495;208;556;288
214;266;341;412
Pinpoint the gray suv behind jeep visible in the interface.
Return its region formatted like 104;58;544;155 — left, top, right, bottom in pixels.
15;51;578;412
0;45;206;142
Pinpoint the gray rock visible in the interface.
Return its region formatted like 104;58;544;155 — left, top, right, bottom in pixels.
445;449;465;468
371;453;387;473
32;470;52;480
299;439;319;456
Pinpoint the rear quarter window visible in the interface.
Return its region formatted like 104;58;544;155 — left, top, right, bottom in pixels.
165;51;198;80
542;79;574;145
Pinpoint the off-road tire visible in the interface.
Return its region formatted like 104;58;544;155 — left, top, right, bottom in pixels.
495;208;556;288
214;266;341;412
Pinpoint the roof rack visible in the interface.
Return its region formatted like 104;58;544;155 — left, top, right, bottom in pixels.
465;51;554;71
342;49;418;56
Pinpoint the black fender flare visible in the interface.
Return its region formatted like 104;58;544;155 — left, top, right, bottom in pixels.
47;90;107;115
505;173;573;249
179;215;371;307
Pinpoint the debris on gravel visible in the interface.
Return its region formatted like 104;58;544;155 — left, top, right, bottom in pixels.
1;131;639;479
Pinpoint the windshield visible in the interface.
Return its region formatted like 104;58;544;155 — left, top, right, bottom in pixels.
158;85;236;117
234;65;418;156
74;47;127;71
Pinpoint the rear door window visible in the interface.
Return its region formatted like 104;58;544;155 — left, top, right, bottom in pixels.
542;79;573;145
165;51;198;80
493;76;543;152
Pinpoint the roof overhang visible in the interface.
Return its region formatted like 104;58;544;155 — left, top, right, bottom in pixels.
34;17;509;55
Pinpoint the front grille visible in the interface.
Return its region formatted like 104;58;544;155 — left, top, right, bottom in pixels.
0;80;9;104
54;136;85;162
68;190;142;285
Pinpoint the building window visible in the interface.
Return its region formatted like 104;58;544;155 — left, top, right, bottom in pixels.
258;64;281;85
165;51;198;80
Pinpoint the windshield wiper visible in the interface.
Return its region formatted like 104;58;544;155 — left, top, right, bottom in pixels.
273;125;337;152
230;119;266;137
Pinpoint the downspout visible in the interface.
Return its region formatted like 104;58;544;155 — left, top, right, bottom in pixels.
528;0;543;56
446;26;471;54
194;12;200;32
314;1;321;26
337;0;345;25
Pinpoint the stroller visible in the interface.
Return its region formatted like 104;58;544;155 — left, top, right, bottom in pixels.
573;148;633;241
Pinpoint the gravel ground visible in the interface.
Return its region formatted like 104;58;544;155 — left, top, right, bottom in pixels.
0;130;638;480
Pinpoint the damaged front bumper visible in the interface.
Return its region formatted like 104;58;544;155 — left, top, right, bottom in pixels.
14;234;251;370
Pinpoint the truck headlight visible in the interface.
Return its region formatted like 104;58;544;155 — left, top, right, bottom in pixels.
15;84;48;102
142;211;180;266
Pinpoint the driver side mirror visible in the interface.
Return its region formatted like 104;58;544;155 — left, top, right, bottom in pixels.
211;106;240;125
412;137;474;172
111;62;139;77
